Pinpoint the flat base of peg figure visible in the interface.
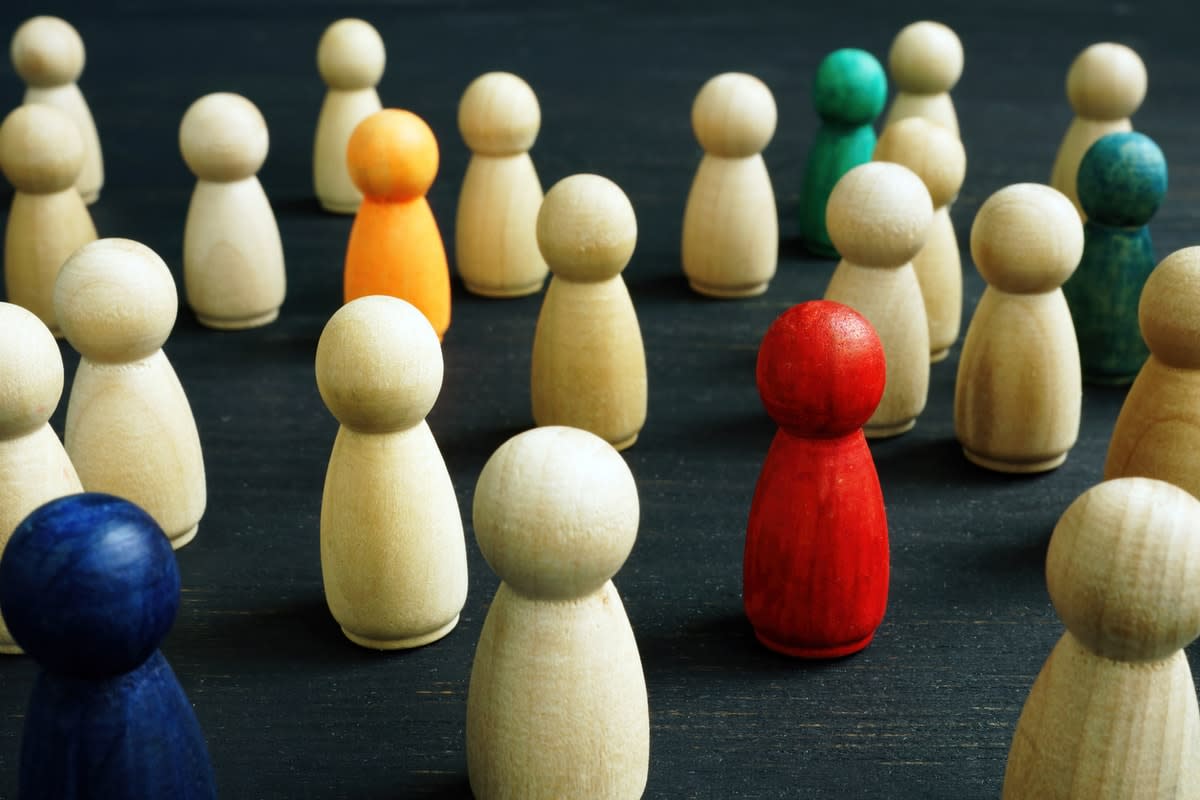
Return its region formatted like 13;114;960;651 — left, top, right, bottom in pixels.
1083;370;1137;387
0;643;22;656
930;347;950;364
802;238;839;259
611;432;639;452
171;525;199;550
464;278;546;299
320;198;361;215
342;614;460;650
196;309;280;331
688;279;770;299
82;190;99;205
864;419;915;439
755;628;876;659
962;448;1067;474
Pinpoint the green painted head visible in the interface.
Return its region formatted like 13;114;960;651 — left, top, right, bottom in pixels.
813;48;887;125
1078;131;1167;227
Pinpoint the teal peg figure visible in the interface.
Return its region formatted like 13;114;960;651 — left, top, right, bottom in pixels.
799;49;887;258
1063;131;1167;384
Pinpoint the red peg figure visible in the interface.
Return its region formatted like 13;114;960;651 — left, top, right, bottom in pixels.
743;300;889;658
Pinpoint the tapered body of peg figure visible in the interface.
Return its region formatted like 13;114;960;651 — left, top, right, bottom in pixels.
882;21;962;137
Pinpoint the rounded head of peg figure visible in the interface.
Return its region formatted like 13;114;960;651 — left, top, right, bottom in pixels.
969;184;1084;294
54;238;178;364
826;162;933;267
1138;246;1200;369
11;16;85;88
315;296;443;433
536;173;637;282
691;72;777;158
458;72;541;157
813;48;887;125
1066;43;1147;120
347;109;439;201
317;18;385;91
1077;131;1167;227
888;21;963;94
473;426;639;601
0;303;65;439
0;493;181;678
757;301;886;437
1047;478;1200;662
0;103;84;194
180;92;269;182
873;117;966;209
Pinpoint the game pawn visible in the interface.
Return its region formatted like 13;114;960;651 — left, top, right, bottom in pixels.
799;48;886;258
0;493;216;799
1050;43;1147;219
531;174;647;450
344;109;451;339
955;184;1084;473
0;103;97;336
0;303;82;655
10;16;103;204
57;238;206;549
1002;478;1200;800
316;295;467;649
682;72;778;297
873;116;967;362
314;18;384;213
744;301;889;658
823;162;933;437
181;92;286;329
456;71;548;297
467;426;649;800
1063;131;1167;384
882;20;963;137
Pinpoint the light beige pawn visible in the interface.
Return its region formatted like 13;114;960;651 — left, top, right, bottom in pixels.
955;184;1084;472
11;16;103;204
1003;477;1200;799
882;21;963;137
1050;43;1147;218
313;18;384;214
56;239;206;549
455;71;548;298
531;174;647;450
181;93;286;329
315;295;467;650
681;72;778;298
467;426;649;800
0;103;97;336
874;117;967;362
823;162;933;437
0;302;83;654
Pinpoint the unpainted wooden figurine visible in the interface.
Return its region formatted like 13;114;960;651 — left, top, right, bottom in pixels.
316;295;467;649
1003;477;1200;800
10;16;103;203
955;184;1084;472
823;161;933;437
882;20;963;137
467;426;649;800
314;18;384;213
0;102;97;336
56;238;207;549
682;71;778;297
531;174;647;450
873;116;967;362
456;71;548;297
181;92;286;329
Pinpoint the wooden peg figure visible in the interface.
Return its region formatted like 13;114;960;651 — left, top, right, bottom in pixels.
181;92;286;329
0;493;216;799
10;16;103;204
314;18;384;213
1063;131;1167;384
1050;43;1147;218
882;21;963;137
0;103;97;336
344;109;451;339
823;162;933;437
955;184;1084;472
456;71;548;297
316;296;467;649
873;117;967;362
1002;477;1200;800
531;174;647;450
56;238;207;549
744;301;889;658
0;303;83;655
682;72;778;297
467;426;649;800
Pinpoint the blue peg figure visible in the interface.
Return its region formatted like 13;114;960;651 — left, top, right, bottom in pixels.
0;493;216;800
1063;131;1168;383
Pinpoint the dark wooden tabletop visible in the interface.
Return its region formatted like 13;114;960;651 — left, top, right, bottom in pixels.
1;1;1197;797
